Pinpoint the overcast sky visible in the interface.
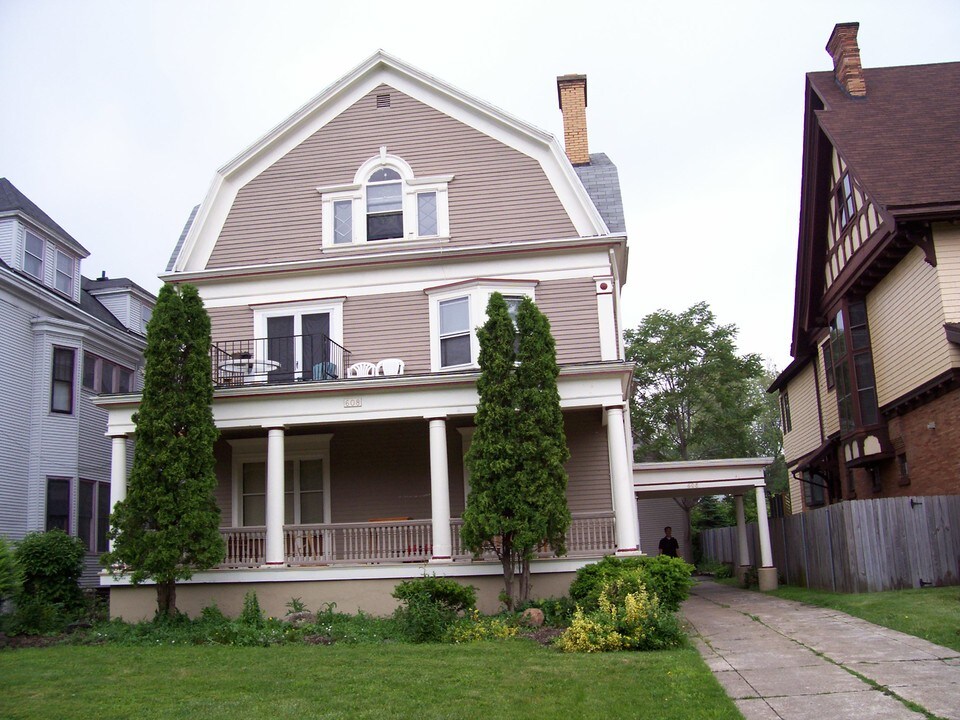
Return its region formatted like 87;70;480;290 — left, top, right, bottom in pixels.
2;0;958;371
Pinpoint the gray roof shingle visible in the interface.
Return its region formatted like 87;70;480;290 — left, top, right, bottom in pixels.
166;204;200;272
574;153;626;234
0;177;85;250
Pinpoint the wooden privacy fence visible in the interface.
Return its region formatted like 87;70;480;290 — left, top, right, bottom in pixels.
699;495;960;592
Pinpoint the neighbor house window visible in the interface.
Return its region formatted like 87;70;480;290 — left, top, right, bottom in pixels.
241;462;266;526
51;347;75;413
140;305;153;335
780;392;792;433
54;250;74;296
24;231;44;279
822;341;835;390
82;353;133;394
79;480;109;552
46;478;71;532
835;172;856;230
439;297;471;368
318;152;451;247
802;471;826;508
829;301;879;435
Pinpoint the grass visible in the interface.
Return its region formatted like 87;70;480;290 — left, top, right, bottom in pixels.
0;642;742;720
768;585;960;652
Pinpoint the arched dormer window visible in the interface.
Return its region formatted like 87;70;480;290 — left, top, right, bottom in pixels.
318;148;452;247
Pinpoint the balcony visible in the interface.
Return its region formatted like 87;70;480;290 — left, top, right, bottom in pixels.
211;334;352;387
219;513;616;567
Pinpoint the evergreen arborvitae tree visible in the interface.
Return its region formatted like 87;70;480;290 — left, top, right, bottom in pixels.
461;293;571;609
103;283;223;617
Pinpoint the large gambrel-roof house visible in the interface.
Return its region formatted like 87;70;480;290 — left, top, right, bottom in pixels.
0;178;154;586
771;24;960;512
96;52;645;617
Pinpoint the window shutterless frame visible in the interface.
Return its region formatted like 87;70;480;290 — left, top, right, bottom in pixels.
24;230;44;279
51;347;75;413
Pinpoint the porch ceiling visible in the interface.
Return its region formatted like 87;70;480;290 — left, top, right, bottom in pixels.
633;457;773;499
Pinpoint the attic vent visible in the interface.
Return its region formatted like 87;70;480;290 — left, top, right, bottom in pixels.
376;93;391;109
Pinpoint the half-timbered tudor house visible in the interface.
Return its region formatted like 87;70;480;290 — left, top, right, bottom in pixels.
97;53;642;616
771;24;960;513
0;178;153;586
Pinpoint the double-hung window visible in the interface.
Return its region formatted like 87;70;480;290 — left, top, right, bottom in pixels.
366;168;403;241
439;297;471;368
427;281;537;371
78;480;111;552
24;231;44;279
51;347;75;413
82;353;134;394
55;250;74;296
46;478;71;532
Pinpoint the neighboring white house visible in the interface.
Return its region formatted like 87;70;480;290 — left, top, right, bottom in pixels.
95;52;643;618
0;178;154;586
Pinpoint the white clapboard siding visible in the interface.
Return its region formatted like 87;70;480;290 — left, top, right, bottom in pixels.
868;247;953;407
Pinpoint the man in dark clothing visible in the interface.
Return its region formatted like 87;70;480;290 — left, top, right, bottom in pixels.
658;526;680;558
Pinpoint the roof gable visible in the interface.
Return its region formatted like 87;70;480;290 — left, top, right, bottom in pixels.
170;51;611;274
0;178;89;257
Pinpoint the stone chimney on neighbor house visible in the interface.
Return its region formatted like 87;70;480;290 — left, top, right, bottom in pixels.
826;22;867;97
557;74;589;165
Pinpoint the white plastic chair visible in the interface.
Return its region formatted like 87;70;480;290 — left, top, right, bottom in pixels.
347;361;377;378
376;358;405;376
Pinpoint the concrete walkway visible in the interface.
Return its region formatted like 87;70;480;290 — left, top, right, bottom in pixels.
682;580;960;720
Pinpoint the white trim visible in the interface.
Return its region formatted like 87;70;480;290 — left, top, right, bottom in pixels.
229;434;333;527
100;555;596;586
170;52;609;273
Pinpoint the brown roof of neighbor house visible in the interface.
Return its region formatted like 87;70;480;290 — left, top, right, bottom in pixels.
808;62;960;214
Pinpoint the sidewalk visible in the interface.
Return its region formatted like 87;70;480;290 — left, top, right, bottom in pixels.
682;579;960;720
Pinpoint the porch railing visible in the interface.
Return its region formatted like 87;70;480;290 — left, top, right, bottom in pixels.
219;512;616;568
211;333;351;388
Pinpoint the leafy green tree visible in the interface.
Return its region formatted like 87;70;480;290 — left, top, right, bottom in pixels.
461;294;571;610
625;302;765;462
0;536;21;606
103;283;223;618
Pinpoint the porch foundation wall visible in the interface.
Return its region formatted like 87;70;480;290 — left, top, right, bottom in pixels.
108;570;579;620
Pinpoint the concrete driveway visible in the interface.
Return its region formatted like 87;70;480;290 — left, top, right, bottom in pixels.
682;580;960;720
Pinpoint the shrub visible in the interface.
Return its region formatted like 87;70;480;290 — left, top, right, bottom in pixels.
239;591;264;627
446;608;519;643
6;596;67;636
0;536;19;605
570;555;694;612
14;530;86;610
556;580;685;653
392;576;476;643
516;596;576;627
714;563;733;580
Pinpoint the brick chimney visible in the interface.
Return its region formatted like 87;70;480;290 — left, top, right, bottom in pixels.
826;22;866;97
557;74;589;165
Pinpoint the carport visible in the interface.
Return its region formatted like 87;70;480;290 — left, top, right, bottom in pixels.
633;457;777;590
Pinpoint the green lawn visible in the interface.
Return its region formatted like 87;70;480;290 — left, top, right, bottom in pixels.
769;585;960;652
0;642;742;720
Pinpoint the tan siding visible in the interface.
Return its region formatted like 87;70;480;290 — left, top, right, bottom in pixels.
782;362;821;465
537;278;603;364
564;410;612;513
342;291;430;373
636;497;691;562
207;85;577;269
817;340;840;438
331;420;433;523
787;469;804;515
868;247;952;407
207;306;254;345
934;225;960;369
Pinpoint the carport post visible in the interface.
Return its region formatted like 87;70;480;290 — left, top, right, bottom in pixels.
755;484;778;591
734;494;750;583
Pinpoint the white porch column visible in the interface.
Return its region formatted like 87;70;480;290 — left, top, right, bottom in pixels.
755;484;778;591
108;434;127;552
606;406;640;554
429;418;452;562
734;494;750;583
265;427;286;565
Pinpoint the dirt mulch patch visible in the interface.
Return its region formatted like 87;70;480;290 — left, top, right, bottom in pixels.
519;627;564;646
0;632;65;650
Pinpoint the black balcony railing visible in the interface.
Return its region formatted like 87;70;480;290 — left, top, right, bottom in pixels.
211;334;351;387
